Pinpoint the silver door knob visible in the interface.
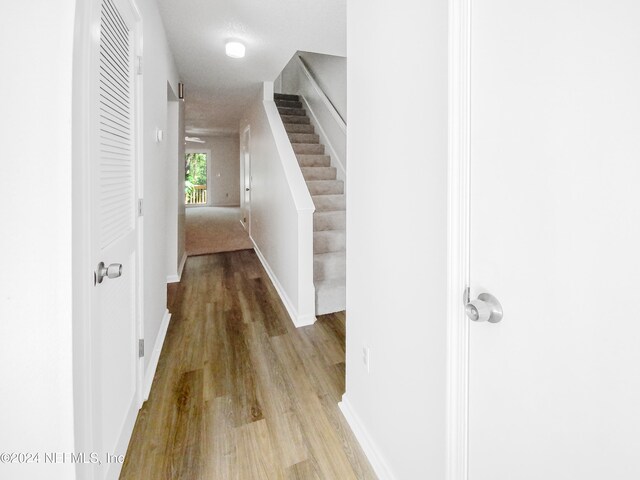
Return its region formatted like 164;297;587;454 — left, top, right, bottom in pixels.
465;292;503;323
95;262;123;285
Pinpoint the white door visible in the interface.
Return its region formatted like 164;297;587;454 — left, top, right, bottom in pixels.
467;1;640;478
90;0;140;476
242;126;252;233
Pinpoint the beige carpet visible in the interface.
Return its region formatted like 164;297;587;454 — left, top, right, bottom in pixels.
186;206;253;256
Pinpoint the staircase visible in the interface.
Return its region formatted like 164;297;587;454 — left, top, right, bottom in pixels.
275;93;346;315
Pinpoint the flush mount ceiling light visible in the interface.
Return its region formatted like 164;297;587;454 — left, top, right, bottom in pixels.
225;41;245;58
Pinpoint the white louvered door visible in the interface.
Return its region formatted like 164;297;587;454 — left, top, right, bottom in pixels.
90;0;140;476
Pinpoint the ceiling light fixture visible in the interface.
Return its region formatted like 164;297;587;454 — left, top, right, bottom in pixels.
225;41;245;58
185;136;205;144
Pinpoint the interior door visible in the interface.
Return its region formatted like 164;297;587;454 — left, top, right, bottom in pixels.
90;0;140;475
242;126;252;233
468;1;640;478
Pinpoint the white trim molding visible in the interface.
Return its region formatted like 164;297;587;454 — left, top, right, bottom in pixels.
338;395;397;480
447;0;471;479
251;238;317;328
143;309;172;401
167;251;187;283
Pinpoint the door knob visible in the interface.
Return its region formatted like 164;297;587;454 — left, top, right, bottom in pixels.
245;187;250;191
465;292;503;323
95;262;123;285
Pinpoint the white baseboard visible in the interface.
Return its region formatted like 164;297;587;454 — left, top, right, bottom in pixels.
143;309;171;401
167;252;188;284
251;238;316;328
339;395;397;480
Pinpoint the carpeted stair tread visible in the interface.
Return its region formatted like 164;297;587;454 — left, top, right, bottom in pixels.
285;124;315;134
297;155;331;167
302;167;337;181
274;93;299;101
314;278;346;315
314;251;346;281
288;133;320;144
312;194;346;211
278;107;306;116
313;230;346;254
313;210;346;231
306;180;344;195
275;100;302;109
293;143;325;155
281;115;311;125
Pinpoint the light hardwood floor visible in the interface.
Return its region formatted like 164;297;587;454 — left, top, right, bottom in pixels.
120;250;376;479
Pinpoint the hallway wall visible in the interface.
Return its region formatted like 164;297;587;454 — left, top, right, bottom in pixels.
343;0;449;478
135;0;181;381
194;135;241;206
0;1;77;479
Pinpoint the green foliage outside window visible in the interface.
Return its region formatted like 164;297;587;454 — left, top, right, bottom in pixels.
185;153;207;194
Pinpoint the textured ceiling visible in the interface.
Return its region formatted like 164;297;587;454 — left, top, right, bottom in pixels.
156;0;346;135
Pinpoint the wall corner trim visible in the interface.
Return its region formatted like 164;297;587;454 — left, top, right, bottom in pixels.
143;309;172;401
167;252;188;284
338;395;397;480
251;238;317;328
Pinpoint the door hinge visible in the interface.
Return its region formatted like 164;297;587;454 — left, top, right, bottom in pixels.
138;339;145;358
136;56;143;75
137;198;144;217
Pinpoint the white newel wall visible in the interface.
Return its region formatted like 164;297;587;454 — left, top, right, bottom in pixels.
240;82;316;327
342;0;449;479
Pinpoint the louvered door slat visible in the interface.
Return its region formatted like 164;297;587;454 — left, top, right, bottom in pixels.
99;0;134;249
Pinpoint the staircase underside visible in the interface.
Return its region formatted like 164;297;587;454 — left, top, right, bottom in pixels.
275;92;346;315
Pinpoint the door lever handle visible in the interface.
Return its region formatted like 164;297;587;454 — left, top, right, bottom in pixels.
95;262;123;285
465;292;503;323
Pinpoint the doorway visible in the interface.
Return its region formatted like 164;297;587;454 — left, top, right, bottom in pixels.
240;125;251;233
185;150;210;206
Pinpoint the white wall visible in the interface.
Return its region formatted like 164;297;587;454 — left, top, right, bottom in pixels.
166;85;186;281
299;52;347;122
190;135;241;206
136;0;180;377
343;1;448;479
281;52;347;123
0;1;77;479
239;84;316;327
177;101;186;266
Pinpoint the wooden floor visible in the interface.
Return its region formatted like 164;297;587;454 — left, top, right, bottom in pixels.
120;250;376;479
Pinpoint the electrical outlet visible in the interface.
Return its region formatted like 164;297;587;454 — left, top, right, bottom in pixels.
362;347;370;373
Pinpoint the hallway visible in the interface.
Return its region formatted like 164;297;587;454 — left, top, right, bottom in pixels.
121;250;375;479
186;207;253;256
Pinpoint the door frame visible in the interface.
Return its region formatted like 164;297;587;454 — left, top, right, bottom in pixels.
72;0;145;469
446;0;472;479
185;148;212;207
240;124;252;235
